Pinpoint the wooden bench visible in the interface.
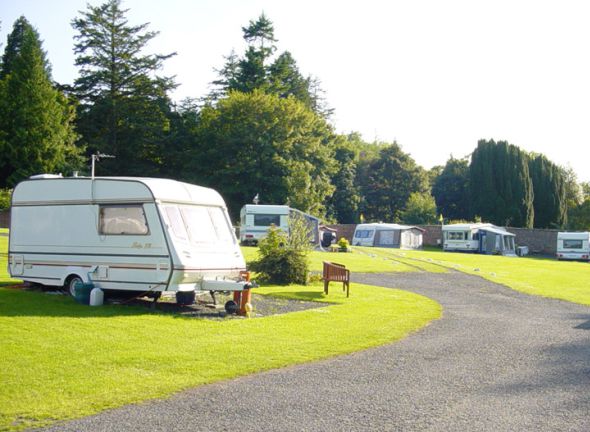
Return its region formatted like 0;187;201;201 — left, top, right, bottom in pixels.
322;261;350;298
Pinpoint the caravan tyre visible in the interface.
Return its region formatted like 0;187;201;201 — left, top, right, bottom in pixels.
65;276;83;296
224;300;239;314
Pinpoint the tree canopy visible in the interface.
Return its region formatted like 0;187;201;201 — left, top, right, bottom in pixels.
184;90;336;219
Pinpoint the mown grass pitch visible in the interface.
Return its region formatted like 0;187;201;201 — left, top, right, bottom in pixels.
0;237;440;431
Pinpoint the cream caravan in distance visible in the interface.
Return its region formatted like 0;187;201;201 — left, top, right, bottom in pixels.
8;176;250;302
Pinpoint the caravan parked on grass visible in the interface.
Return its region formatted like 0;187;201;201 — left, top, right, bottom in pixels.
556;232;590;261
352;223;424;249
442;223;516;256
8;176;251;301
239;204;320;246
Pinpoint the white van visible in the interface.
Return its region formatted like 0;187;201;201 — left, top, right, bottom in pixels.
556;232;590;261
8;176;250;301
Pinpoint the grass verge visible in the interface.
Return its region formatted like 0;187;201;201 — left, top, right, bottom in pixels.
0;283;440;430
363;247;590;306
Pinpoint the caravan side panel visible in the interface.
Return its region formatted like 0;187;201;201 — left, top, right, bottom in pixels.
9;200;171;292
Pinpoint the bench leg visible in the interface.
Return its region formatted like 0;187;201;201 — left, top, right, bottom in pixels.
324;280;329;295
345;281;349;298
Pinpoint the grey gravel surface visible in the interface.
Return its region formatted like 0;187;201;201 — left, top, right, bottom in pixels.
40;271;590;432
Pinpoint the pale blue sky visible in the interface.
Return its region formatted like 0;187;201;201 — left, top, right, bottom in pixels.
1;0;589;181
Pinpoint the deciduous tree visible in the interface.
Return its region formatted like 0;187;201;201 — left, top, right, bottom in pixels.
187;90;335;220
432;157;470;221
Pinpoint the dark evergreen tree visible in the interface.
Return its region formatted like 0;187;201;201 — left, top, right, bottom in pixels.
432;157;470;221
208;14;331;116
268;52;311;106
72;0;176;176
359;142;429;222
528;154;567;228
470;139;534;227
0;16;82;187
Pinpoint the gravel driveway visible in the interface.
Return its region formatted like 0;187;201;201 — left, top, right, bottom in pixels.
40;271;590;432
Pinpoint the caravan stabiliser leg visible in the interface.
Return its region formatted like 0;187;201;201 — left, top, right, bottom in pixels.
151;292;161;309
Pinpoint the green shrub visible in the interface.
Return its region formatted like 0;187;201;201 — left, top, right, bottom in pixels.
337;237;350;249
0;189;11;210
250;225;309;285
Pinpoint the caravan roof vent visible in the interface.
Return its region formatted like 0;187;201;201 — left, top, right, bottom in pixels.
29;173;63;180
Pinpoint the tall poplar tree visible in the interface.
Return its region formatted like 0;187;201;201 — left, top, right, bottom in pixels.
0;16;81;187
72;0;176;176
470;139;534;227
528;154;567;228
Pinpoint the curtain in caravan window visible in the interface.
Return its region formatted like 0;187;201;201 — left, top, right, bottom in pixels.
99;205;149;235
180;206;234;245
164;206;188;241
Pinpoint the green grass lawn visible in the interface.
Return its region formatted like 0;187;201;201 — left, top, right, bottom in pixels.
0;231;20;285
360;246;590;306
0;238;440;430
245;245;590;306
241;246;439;273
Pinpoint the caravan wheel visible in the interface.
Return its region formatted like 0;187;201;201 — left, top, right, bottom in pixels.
65;275;83;296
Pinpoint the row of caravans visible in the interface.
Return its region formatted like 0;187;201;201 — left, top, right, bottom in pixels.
443;224;590;261
8;176;252;301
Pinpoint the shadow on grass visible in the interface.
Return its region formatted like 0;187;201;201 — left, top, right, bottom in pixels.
0;286;333;319
0;287;167;318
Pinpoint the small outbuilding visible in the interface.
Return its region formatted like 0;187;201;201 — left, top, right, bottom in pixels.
352;223;424;249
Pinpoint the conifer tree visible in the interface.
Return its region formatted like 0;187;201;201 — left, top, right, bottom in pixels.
0;16;81;187
528;154;567;228
72;0;175;175
470;139;534;227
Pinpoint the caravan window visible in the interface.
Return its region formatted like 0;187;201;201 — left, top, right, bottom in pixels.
254;214;281;226
99;205;149;235
180;206;234;245
164;206;188;241
564;239;583;249
447;231;466;241
354;230;374;239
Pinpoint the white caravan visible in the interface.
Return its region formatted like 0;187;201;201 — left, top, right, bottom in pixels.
442;223;516;255
8;176;250;301
239;204;320;245
556;232;590;261
442;223;493;252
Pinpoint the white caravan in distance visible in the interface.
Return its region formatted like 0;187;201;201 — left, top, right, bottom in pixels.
239;204;320;246
556;232;590;261
8;176;250;302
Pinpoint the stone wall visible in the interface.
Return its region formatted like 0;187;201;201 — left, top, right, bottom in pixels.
505;227;558;255
0;210;9;228
325;224;356;242
326;223;559;255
